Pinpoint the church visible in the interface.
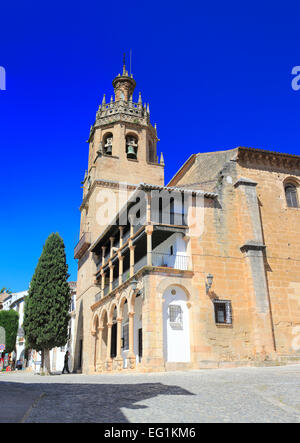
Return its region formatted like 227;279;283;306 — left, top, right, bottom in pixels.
73;61;300;373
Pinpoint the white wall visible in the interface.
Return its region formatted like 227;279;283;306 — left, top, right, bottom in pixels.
152;233;187;270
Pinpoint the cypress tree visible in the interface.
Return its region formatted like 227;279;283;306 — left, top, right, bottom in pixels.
23;233;70;373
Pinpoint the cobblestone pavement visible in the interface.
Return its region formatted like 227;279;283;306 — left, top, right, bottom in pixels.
1;364;300;423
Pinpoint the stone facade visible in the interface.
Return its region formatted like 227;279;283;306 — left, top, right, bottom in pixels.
74;64;300;374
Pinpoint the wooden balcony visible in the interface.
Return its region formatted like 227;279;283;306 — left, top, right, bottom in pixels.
74;232;91;259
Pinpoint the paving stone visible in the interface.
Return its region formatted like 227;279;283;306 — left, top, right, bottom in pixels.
1;364;300;423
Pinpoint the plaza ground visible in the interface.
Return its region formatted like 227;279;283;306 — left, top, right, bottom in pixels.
1;364;300;423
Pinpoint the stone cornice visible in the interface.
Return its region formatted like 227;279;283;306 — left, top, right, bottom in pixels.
88;114;157;142
90;267;193;311
234;177;258;188
240;242;266;254
237;147;300;170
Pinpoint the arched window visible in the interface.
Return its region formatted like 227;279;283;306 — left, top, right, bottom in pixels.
126;135;138;159
103;133;113;156
285;183;299;208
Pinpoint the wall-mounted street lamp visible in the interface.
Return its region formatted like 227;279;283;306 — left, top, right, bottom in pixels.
130;278;138;292
129;278;144;301
205;274;214;294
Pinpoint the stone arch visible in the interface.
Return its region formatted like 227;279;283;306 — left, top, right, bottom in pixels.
158;280;192;304
283;177;300;208
283;176;300;187
98;309;109;365
99;308;108;328
102;131;113;155
118;293;129;318
91;312;99;335
125;133;138;160
108;301;118;323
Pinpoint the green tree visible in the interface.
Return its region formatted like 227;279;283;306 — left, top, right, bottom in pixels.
0;310;19;353
23;233;71;374
0;288;12;294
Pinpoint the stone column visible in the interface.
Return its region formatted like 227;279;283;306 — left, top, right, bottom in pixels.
127;312;136;369
114;317;123;370
91;330;97;372
109;237;115;257
183;234;192;271
129;243;136;277
118;254;124;286
235;177;275;359
100;270;105;298
102;246;106;266
146;192;152;223
119;226;124;248
96;326;104;372
146;225;153;266
109;262;114;293
106;323;113;371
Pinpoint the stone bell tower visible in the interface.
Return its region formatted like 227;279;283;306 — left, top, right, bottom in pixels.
82;57;165;194
74;60;165;373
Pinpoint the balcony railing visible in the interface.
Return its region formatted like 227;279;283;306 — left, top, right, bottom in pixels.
100;252;190;299
152;252;189;270
74;232;91;259
134;255;147;274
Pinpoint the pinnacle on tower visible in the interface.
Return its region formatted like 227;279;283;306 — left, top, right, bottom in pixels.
122;53;128;76
112;56;136;101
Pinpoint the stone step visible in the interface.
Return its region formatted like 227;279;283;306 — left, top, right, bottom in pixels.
277;355;300;362
164;362;193;371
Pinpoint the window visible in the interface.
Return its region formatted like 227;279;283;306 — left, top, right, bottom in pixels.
285;184;299;208
213;300;232;324
122;323;129;350
169;304;183;328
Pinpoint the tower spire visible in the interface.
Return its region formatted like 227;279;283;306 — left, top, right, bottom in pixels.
122;53;126;76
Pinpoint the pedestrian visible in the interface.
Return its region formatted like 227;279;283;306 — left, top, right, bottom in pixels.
62;350;70;374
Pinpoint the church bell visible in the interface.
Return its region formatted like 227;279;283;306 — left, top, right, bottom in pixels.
127;145;137;159
105;144;112;155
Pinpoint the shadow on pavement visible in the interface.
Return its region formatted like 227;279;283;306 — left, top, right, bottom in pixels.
0;380;194;423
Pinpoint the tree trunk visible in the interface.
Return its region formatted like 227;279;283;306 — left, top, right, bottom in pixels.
42;349;51;375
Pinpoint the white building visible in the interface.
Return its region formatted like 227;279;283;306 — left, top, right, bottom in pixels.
1;282;77;373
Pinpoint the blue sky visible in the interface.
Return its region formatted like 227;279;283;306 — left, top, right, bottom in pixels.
1;1;300;291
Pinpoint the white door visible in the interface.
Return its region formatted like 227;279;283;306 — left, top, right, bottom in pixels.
163;286;190;362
